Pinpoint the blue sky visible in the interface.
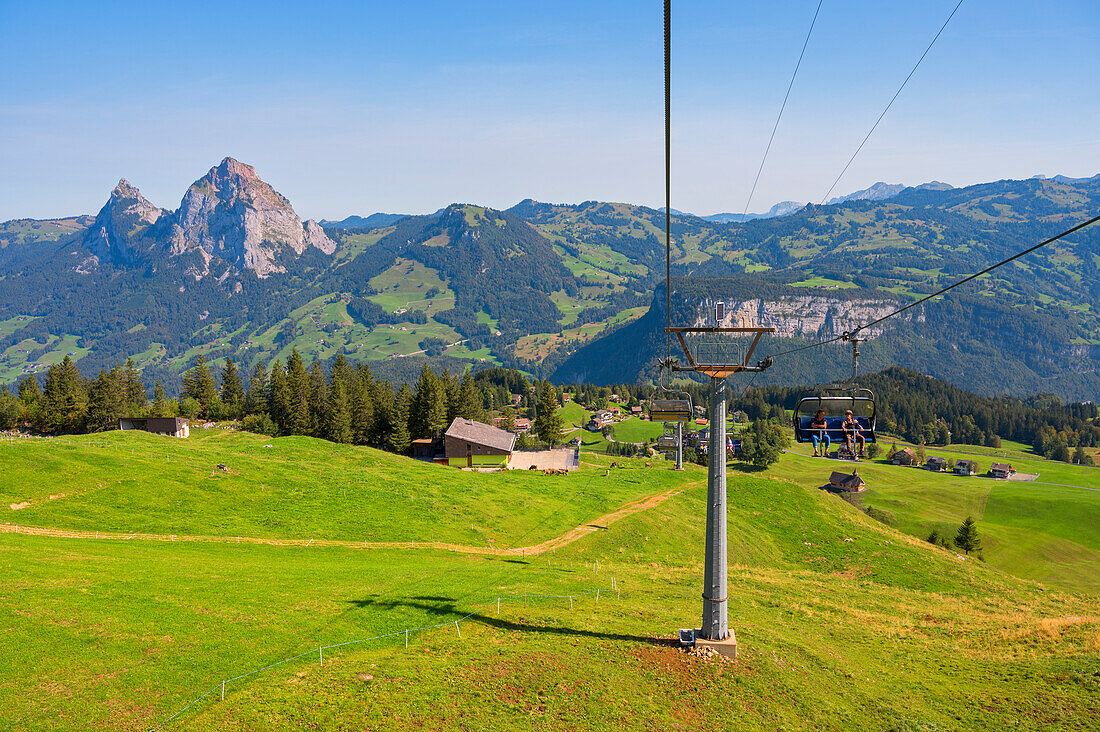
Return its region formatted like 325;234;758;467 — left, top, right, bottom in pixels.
1;0;1097;220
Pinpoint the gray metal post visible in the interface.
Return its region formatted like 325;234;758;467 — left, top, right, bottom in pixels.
675;422;683;470
701;376;728;640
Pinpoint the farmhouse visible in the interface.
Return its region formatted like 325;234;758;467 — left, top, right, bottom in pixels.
444;418;515;468
926;456;948;472
630;406;643;416
990;463;1014;479
513;417;532;433
118;417;190;438
829;470;865;492
892;447;918;466
955;459;977;476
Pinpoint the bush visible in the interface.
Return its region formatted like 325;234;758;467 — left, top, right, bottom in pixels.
607;441;637;457
866;443;881;459
240;412;279;436
926;528;951;548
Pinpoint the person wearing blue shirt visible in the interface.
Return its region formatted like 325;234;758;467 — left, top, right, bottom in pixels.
810;409;829;457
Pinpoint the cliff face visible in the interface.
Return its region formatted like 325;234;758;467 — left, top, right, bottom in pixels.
693;296;906;339
167;157;335;278
81;179;164;266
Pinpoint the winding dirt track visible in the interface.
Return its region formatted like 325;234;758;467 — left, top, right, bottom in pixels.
0;483;694;556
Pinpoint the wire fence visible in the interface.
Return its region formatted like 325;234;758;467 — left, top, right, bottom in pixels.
147;583;620;731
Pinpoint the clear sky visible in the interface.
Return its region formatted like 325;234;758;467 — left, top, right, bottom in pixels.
1;0;1097;221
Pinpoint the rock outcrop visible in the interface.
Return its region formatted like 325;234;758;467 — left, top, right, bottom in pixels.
167;157;335;278
81;179;164;265
694;296;909;339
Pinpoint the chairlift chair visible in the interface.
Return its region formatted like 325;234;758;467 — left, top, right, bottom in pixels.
649;398;693;422
793;386;877;445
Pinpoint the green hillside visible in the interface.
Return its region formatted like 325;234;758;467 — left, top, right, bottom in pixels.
3;175;1097;395
2;430;1097;729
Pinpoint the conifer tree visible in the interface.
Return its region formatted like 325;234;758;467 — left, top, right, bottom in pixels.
326;376;353;444
182;355;217;415
245;362;269;416
387;383;413;453
308;359;328;436
954;515;982;555
122;358;146;411
267;361;290;431
411;365;448;438
0;386;23;430
85;367;126;432
351;363;377;445
41;356;86;432
18;375;40;407
285;350;310;434
220;358;245;418
533;381;564;446
457;371;485;422
151;380;168;417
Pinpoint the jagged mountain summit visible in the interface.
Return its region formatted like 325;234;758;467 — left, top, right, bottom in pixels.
80;179;164;268
168;157;334;278
78;157;335;279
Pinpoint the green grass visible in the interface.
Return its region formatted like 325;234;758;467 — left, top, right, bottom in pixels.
2;432;1098;730
789;276;857;289
776;437;1100;594
368;258;454;314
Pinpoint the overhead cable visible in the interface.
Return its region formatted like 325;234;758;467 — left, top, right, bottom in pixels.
741;0;824;221
819;0;966;205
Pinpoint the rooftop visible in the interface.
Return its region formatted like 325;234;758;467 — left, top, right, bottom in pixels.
444;418;517;452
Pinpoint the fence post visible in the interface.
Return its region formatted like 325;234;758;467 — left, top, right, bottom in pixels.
524;593;527;608
496;598;500;614
596;589;600;602
405;629;409;648
569;596;573;610
454;620;461;639
319;647;323;666
221;680;225;701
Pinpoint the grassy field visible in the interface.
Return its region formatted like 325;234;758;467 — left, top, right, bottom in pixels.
777;437;1100;594
1;430;1098;729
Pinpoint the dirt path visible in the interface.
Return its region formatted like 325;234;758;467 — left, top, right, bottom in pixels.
0;482;696;556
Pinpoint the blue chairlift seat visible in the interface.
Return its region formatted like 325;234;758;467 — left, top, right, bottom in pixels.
793;387;877;444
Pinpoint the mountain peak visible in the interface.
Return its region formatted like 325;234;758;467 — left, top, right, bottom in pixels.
167;158;335;278
81;179;164;266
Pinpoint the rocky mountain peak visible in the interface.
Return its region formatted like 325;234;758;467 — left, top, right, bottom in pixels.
167;157;335;278
81;179;164;265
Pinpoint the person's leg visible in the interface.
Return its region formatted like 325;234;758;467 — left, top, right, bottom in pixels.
823;434;831;455
858;434;866;454
812;434;820;455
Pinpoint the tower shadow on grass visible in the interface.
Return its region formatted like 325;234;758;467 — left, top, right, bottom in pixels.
347;595;675;646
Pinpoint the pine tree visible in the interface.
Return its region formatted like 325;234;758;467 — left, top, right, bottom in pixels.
387;383;413;453
351;363;377;445
18;375;40;406
533;381;564;447
182;355;217;416
411;365;448;438
220;358;245;418
85;367;126;432
41;356;86;432
285;350;310;435
456;371;485;421
308;359;328;436
326;376;353;444
122;358;146;412
267;361;290;432
245;362;269;416
151;380;168;417
954;515;982;555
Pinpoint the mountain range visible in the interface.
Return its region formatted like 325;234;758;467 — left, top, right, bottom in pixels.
1;159;1097;399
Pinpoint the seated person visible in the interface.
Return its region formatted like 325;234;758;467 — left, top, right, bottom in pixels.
842;409;866;458
809;409;830;457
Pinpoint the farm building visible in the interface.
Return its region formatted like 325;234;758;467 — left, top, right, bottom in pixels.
955;459;977;476
828;470;865;492
513;418;532;433
587;410;614;430
118;417;190;438
926;456;948;472
444;418;516;468
892;447;918;466
630;406;643;416
411;438;443;462
990;463;1014;479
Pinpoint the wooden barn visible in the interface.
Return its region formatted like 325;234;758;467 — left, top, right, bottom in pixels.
892;447;918;466
926;456;948;472
990;462;1014;479
829;470;866;492
444;418;516;468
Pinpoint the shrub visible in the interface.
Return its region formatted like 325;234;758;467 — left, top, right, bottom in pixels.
240;412;279;436
866;443;881;460
926;528;951;548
